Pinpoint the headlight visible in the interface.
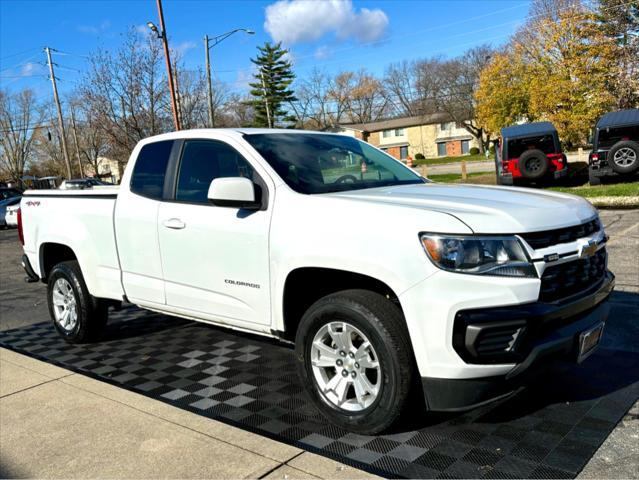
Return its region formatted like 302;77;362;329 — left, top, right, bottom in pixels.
420;234;536;278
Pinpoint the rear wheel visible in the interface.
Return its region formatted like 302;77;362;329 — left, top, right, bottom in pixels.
608;141;639;174
47;261;108;343
295;289;415;434
519;149;549;180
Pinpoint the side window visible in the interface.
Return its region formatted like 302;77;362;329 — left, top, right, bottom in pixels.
175;140;255;204
130;140;173;200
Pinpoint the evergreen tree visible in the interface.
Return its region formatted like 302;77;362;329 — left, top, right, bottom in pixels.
247;42;296;127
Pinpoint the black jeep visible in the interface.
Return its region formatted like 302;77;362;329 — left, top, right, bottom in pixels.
589;109;639;185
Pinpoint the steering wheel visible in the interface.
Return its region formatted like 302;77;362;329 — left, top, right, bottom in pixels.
334;174;358;184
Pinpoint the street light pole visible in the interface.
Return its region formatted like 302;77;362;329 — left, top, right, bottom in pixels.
152;0;181;131
204;29;254;128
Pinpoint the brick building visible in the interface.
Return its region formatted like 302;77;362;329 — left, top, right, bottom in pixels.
335;114;479;160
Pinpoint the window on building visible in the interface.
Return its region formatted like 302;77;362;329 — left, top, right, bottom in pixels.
400;146;409;159
130;140;174;200
382;128;406;138
437;142;447;157
461;140;470;155
440;122;454;131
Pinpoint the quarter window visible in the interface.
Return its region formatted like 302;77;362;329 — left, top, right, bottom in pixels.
175;140;255;204
130;140;174;200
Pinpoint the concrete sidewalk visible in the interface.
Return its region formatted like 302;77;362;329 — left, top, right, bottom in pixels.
0;348;378;479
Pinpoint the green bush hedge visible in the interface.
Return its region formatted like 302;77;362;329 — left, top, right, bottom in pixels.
415;153;425;160
469;147;480;155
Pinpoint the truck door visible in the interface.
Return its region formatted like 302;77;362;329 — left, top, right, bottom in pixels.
157;138;272;327
114;140;175;306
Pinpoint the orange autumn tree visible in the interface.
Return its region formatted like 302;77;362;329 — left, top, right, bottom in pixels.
475;50;531;138
476;2;619;147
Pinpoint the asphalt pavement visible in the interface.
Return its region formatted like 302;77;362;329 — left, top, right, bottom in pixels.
0;209;637;478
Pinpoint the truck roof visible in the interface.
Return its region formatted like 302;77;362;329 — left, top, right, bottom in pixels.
500;121;557;139
141;128;338;141
596;109;639;128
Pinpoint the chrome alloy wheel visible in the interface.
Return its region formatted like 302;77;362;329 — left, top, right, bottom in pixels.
52;278;78;331
613;147;637;167
310;321;381;412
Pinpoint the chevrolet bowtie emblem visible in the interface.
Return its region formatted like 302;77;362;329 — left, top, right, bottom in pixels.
578;240;598;259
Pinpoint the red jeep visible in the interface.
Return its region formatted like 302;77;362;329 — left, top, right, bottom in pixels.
495;122;568;186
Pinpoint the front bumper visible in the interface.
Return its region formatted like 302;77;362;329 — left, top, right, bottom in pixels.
421;271;614;411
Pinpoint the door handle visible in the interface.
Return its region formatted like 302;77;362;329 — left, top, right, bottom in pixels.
162;218;186;230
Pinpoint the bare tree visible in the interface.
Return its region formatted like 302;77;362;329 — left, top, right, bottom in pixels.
79;29;171;163
418;46;494;152
329;70;388;124
383;61;421;116
221;93;255;127
0;89;45;183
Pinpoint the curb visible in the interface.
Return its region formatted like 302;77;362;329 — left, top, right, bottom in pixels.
588;196;639;209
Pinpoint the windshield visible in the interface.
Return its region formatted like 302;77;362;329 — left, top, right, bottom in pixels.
244;133;424;194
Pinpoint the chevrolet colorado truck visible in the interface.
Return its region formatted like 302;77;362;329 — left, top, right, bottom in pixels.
18;129;614;434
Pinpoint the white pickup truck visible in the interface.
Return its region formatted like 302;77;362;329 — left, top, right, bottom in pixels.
18;129;614;433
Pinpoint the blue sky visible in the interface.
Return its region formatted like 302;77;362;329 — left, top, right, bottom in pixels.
1;0;531;99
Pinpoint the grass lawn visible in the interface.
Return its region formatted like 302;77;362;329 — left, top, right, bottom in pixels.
549;181;639;198
428;172;493;183
428;171;639;200
414;153;493;166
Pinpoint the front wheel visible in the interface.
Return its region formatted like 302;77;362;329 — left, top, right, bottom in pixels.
47;261;108;343
295;290;415;434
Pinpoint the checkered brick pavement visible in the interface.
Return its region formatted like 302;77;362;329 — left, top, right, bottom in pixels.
1;306;637;479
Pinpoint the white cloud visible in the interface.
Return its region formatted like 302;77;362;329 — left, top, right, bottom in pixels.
78;20;111;35
20;62;40;76
173;41;197;58
314;45;331;60
264;0;388;45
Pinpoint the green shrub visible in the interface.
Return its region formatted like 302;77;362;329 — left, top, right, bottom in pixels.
415;153;425;160
489;145;495;154
469;147;480;155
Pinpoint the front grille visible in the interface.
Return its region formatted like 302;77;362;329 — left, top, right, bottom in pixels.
540;248;607;302
520;218;600;250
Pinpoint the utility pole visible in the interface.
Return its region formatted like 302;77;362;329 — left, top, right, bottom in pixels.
172;58;182;127
45;46;72;178
69;107;84;178
204;35;214;127
260;70;272;128
154;0;181;130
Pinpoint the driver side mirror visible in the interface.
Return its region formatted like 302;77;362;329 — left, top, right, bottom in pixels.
208;177;261;210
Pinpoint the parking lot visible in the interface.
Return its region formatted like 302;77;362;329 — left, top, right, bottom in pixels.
1;209;638;478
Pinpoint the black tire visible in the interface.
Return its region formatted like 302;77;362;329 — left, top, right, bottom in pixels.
47;261;108;343
607;140;639;174
589;171;602;186
295;289;415;434
518;149;549;180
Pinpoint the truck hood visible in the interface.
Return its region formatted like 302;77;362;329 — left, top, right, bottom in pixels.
326;183;597;233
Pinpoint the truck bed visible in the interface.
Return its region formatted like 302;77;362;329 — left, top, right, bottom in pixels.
21;186;124;301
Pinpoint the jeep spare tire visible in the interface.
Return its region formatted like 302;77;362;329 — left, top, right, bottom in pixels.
608;140;639;174
518;149;549;180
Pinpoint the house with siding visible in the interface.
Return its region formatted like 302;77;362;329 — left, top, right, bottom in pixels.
336;114;479;160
